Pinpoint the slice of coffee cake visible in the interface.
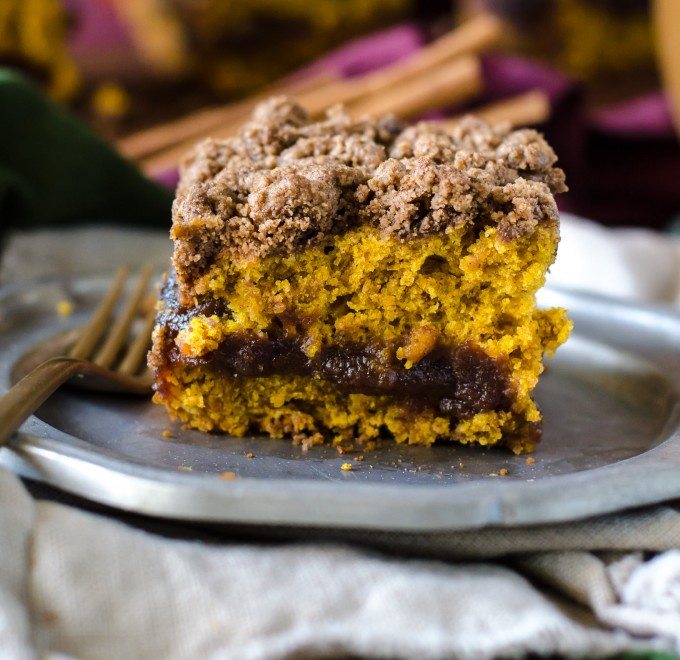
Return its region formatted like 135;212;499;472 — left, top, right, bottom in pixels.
149;97;571;453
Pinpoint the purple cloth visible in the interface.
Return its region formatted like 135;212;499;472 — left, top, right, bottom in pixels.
591;93;676;139
298;24;425;79
152;21;680;229
66;0;130;54
154;168;180;191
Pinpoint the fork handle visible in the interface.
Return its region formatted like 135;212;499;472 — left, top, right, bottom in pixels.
0;357;85;447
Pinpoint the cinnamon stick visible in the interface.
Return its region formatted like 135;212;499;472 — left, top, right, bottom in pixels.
441;90;551;129
140;57;483;175
296;13;502;117
348;56;481;121
117;70;338;161
122;13;502;164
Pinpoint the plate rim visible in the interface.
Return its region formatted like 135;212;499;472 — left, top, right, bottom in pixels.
1;275;679;532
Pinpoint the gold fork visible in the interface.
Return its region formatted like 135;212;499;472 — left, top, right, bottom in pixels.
0;266;156;447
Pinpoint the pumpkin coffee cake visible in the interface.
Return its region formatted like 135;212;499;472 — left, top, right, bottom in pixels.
149;97;571;454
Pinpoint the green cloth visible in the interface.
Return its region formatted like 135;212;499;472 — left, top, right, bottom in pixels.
0;69;172;233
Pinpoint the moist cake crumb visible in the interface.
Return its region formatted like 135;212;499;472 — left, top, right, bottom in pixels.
292;431;324;452
340;462;353;472
41;610;59;624
150;96;572;454
56;299;74;316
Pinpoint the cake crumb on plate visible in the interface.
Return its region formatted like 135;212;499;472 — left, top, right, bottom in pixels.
56;300;74;316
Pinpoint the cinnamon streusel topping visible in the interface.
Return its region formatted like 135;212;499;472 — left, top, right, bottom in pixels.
172;96;566;274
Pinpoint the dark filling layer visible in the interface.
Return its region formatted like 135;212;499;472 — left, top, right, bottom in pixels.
153;273;514;420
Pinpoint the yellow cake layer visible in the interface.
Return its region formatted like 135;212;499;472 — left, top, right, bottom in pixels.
174;222;570;387
154;366;542;454
153;221;571;452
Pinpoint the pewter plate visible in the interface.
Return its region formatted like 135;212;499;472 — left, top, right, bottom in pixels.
0;275;679;531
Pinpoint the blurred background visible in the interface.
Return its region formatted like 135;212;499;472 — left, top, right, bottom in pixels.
2;0;679;230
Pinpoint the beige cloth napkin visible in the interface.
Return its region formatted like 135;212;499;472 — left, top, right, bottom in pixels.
1;215;679;659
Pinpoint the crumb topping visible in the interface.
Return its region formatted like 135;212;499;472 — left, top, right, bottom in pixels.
172;96;566;274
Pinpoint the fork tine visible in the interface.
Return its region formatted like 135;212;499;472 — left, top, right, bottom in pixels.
117;307;156;376
69;266;130;359
94;265;153;368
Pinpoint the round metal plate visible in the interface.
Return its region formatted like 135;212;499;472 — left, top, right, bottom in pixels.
1;275;679;531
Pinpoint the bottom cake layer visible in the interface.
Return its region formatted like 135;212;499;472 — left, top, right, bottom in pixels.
152;365;543;454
